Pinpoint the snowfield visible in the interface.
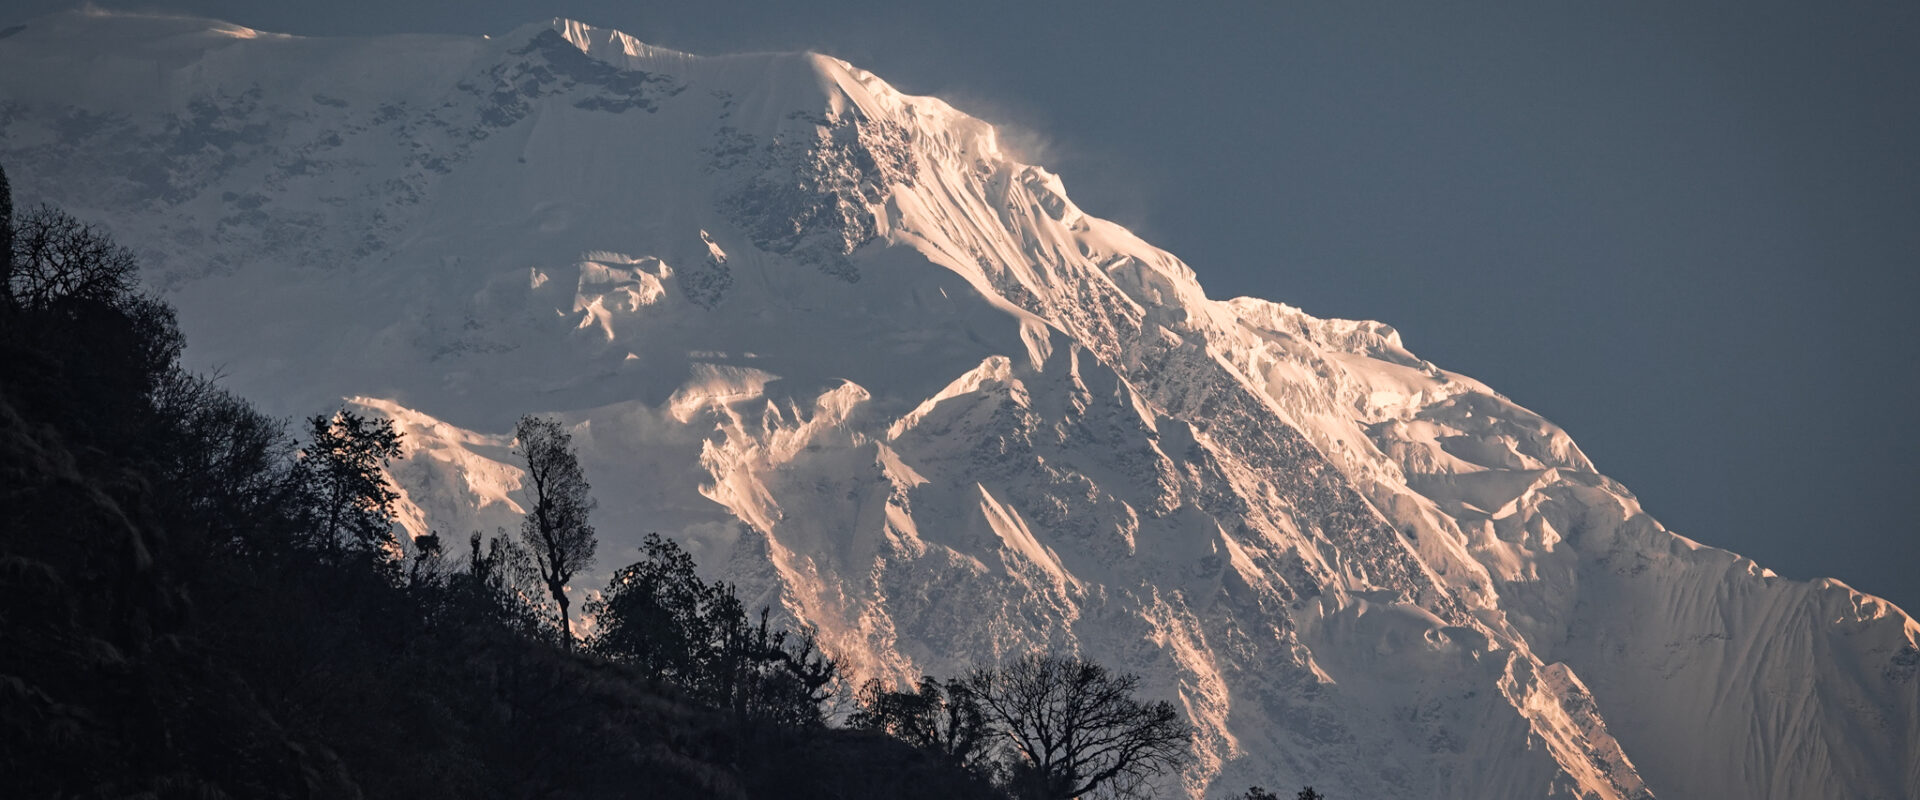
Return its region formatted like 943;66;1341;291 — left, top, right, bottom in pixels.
3;10;1915;799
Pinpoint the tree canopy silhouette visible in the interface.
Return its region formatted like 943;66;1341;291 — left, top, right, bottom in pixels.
966;654;1192;800
0;164;13;298
852;674;994;775
588;531;731;683
0;179;1001;800
588;532;840;727
297;409;404;558
514;414;597;643
8;203;139;310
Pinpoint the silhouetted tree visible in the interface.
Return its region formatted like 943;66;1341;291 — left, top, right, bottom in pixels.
1296;787;1323;800
588;532;839;726
0;176;1001;800
0;193;255;539
587;532;730;682
453;528;549;635
297;409;404;557
967;654;1192;800
513;415;596;644
720;609;837;727
1;163;13;305
150;372;296;553
2;202;183;447
7;203;139;310
407;531;445;587
852;675;993;773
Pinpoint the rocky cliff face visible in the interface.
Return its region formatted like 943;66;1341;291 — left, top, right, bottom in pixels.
3;11;1914;798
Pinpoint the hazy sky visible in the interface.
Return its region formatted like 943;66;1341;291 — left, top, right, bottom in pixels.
13;1;1918;611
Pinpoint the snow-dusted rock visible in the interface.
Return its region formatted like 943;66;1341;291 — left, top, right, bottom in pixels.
3;10;1914;798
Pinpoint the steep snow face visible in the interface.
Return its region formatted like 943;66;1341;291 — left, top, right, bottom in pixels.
3;11;1915;799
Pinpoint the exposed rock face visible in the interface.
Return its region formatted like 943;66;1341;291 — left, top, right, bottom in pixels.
713;110;915;284
2;11;1915;799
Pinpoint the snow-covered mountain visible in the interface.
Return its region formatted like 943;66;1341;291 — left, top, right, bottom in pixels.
3;10;1915;798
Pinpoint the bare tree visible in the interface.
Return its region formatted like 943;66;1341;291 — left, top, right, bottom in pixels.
7;204;139;310
2;201;184;401
513;415;597;644
967;654;1192;800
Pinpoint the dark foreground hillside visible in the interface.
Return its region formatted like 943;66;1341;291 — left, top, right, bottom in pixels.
0;178;1000;799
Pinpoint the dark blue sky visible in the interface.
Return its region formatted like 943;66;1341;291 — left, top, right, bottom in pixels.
18;1;1918;611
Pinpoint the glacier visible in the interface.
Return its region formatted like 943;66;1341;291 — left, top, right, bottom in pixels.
1;10;1915;799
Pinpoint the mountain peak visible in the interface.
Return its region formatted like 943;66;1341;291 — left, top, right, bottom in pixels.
1;16;1914;799
506;17;695;66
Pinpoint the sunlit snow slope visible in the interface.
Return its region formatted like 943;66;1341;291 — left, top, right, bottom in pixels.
2;11;1915;799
